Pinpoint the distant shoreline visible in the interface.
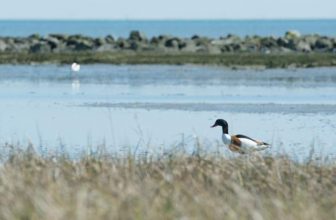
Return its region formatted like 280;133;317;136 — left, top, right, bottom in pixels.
1;52;335;68
0;30;335;67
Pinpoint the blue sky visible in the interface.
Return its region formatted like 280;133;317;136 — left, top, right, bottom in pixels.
2;0;336;19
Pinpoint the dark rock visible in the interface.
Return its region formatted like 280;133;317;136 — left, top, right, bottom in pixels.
74;41;93;50
315;38;333;50
193;37;211;47
45;36;60;50
129;41;148;51
129;31;147;42
158;35;174;41
14;38;26;44
277;37;289;47
149;37;169;51
94;38;106;47
116;38;130;49
191;35;200;40
105;35;115;44
260;37;278;48
165;38;180;48
287;39;299;50
66;35;94;51
30;42;51;53
150;37;160;45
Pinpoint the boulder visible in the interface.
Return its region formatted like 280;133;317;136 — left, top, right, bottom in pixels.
260;37;278;48
179;39;198;52
285;30;301;39
191;35;201;40
66;35;94;51
116;38;130;49
295;41;311;52
149;36;169;51
315;38;333;50
192;36;211;47
129;41;149;51
276;37;289;47
303;35;319;47
30;42;51;53
287;39;299;50
105;35;115;44
165;38;181;48
129;31;147;42
0;40;7;52
8;38;31;52
45;36;60;50
94;38;106;47
150;36;160;45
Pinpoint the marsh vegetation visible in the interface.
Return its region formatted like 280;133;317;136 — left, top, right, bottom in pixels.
0;146;335;220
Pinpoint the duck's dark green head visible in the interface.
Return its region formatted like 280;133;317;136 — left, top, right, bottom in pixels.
211;119;229;134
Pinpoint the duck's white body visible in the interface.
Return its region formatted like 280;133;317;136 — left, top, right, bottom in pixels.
222;134;231;145
222;133;270;154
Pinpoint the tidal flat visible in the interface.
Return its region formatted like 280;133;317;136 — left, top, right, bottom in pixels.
0;65;335;159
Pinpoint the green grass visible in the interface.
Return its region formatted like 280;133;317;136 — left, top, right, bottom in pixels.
1;52;336;68
0;147;335;220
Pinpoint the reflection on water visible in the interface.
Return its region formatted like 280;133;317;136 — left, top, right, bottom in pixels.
71;72;81;92
71;79;80;91
0;65;335;159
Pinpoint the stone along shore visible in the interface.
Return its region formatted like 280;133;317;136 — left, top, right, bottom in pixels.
0;30;336;67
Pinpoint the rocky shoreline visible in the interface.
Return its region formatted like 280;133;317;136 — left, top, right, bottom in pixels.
0;30;336;67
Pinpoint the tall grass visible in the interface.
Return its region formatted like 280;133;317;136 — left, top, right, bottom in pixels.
0;146;335;220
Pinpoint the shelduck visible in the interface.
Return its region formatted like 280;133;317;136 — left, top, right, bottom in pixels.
211;119;270;154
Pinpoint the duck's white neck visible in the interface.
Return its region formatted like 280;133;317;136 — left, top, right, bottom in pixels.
222;133;231;145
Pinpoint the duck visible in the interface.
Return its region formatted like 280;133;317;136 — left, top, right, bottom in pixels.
211;119;270;154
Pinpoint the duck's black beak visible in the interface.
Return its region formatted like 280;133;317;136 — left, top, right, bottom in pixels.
211;123;217;128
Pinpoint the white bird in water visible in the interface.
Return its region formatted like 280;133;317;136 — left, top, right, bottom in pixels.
71;62;80;90
211;119;270;154
71;62;80;72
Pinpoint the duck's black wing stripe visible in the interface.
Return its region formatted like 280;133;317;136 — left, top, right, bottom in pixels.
236;134;270;145
235;134;258;142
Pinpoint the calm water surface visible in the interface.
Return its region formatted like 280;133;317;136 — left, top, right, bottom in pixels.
0;65;335;159
0;20;335;37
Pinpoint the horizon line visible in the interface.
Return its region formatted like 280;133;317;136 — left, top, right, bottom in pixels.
0;18;336;21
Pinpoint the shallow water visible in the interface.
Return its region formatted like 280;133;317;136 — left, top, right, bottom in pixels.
0;65;335;159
